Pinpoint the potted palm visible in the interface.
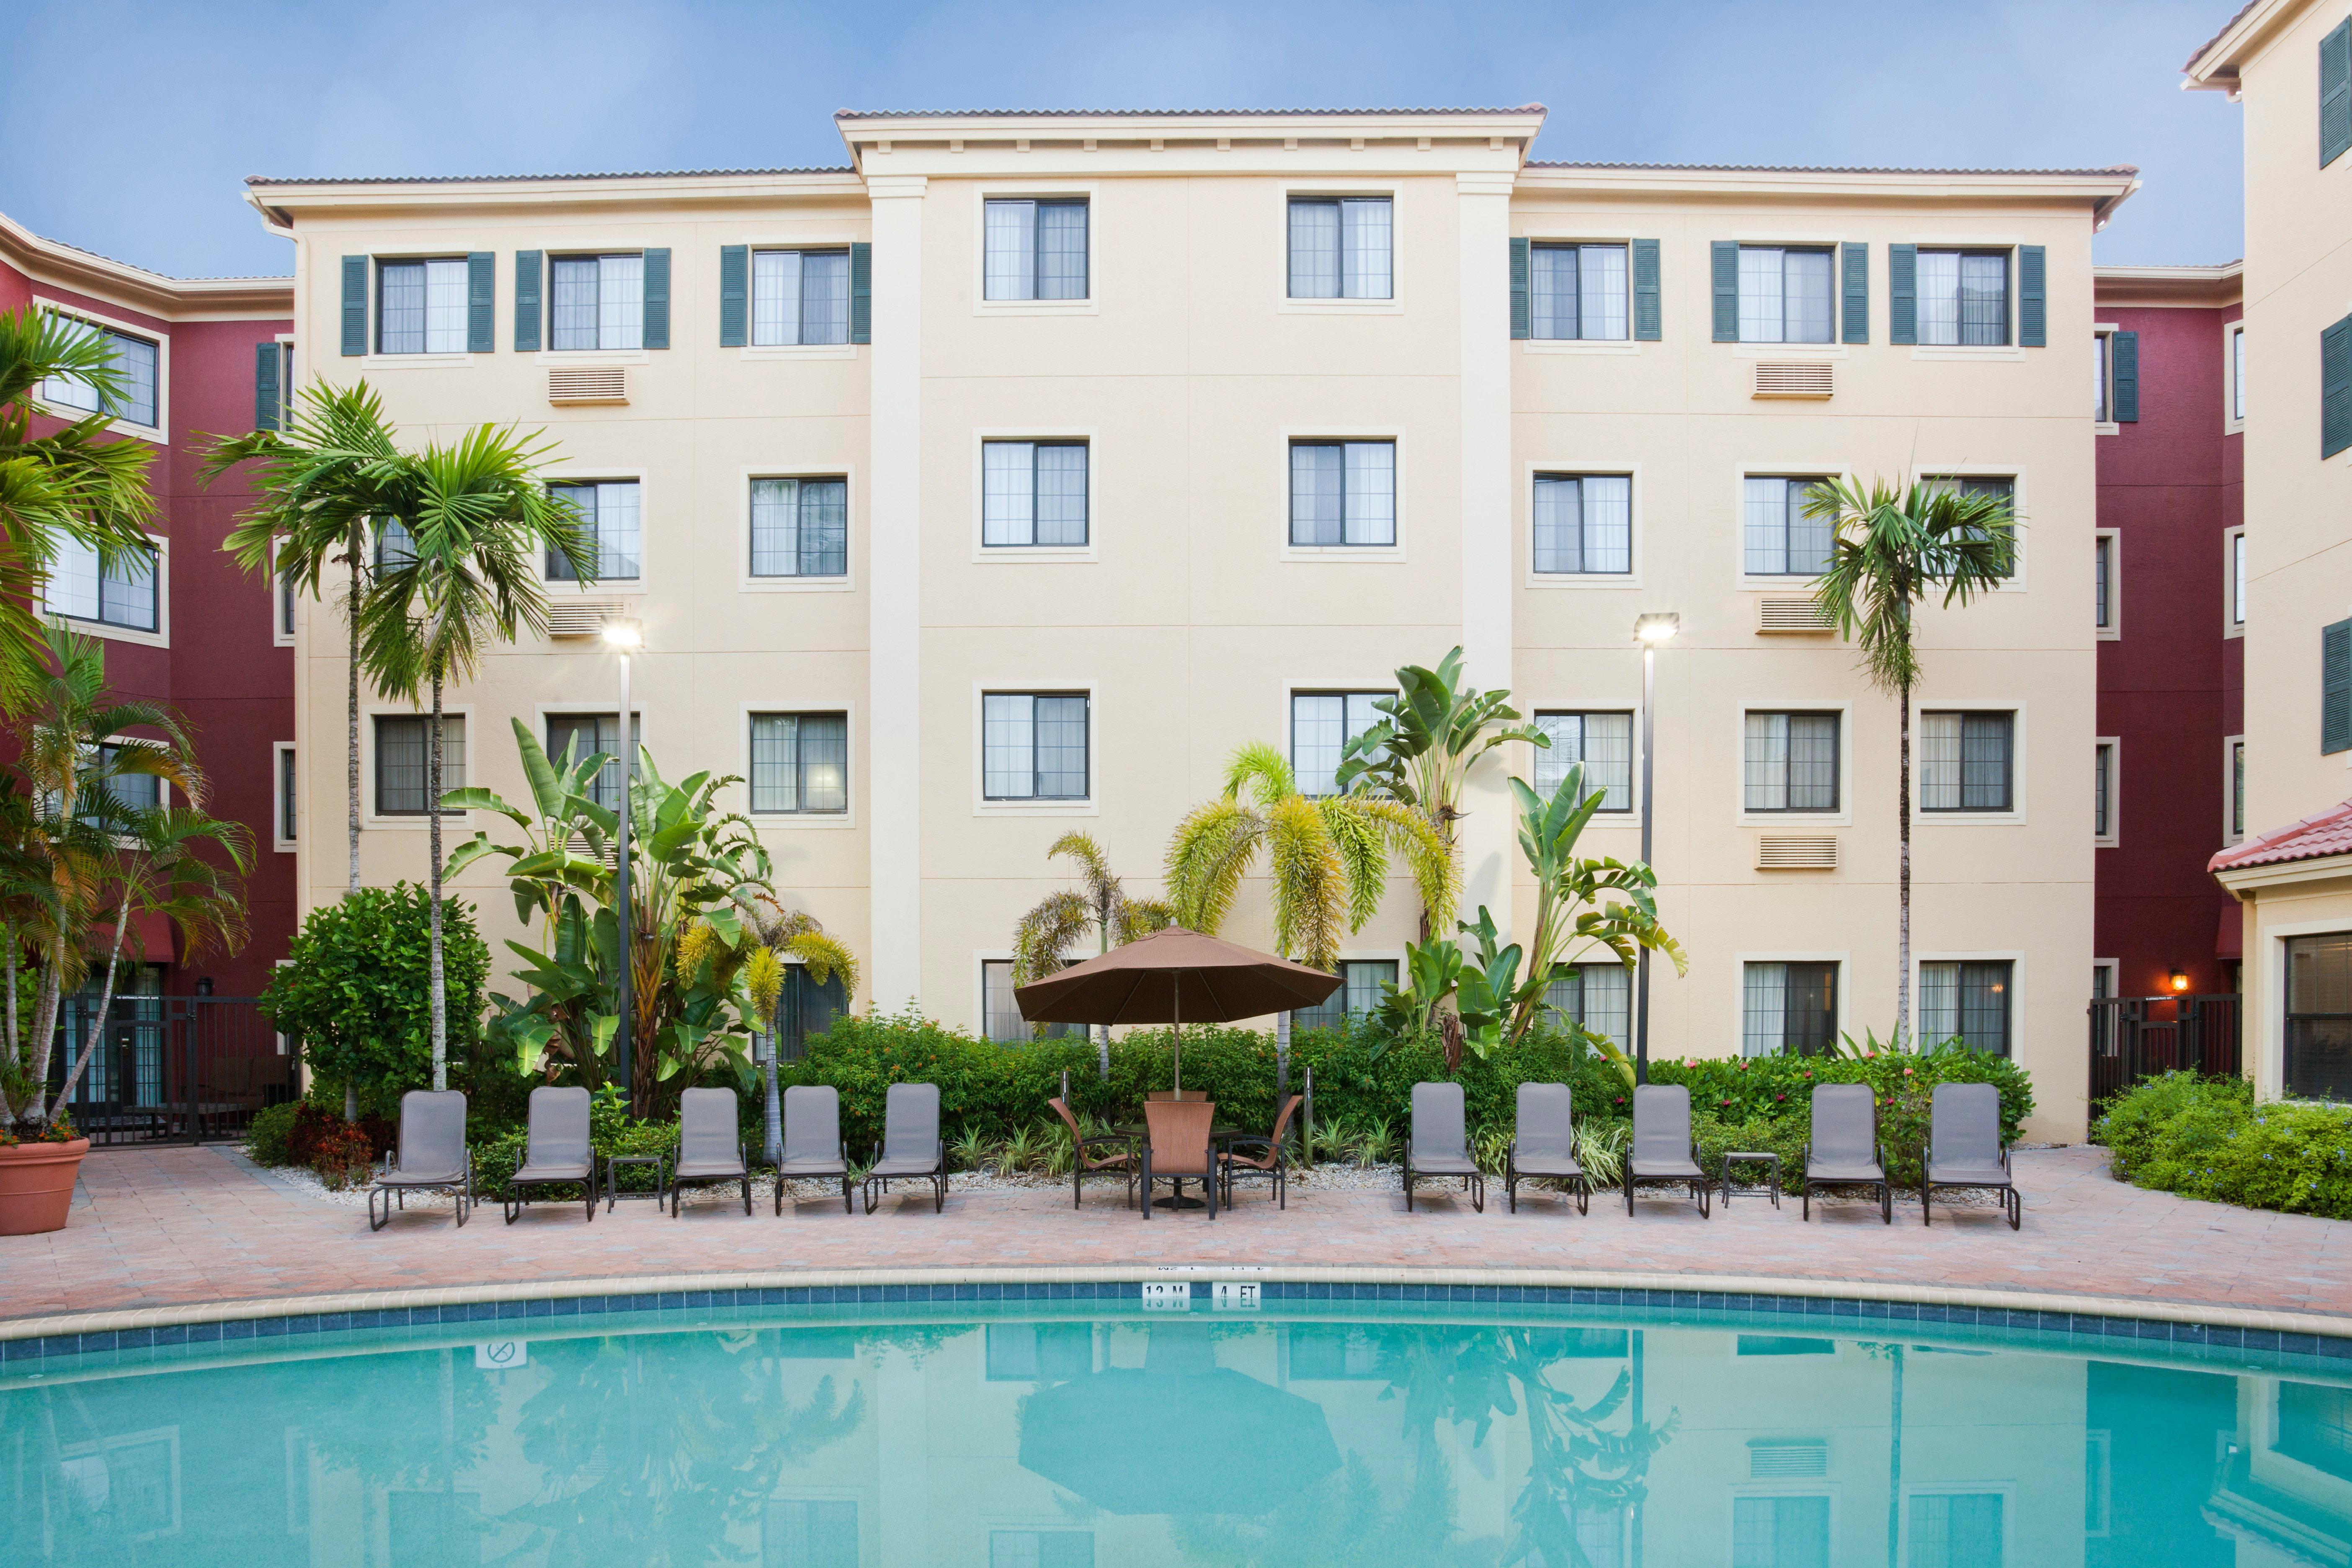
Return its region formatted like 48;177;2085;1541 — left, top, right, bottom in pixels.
0;1114;88;1235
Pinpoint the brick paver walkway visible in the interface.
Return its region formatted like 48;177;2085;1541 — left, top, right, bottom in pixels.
5;1143;2349;1325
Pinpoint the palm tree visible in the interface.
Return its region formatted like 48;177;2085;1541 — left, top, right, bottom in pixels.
1805;478;2015;1047
745;910;857;1164
1011;831;1175;1073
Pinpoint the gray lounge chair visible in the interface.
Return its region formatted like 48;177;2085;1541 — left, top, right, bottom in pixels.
503;1085;597;1224
1921;1082;2020;1229
1404;1081;1485;1212
670;1087;752;1217
864;1083;946;1214
368;1089;472;1232
1506;1081;1588;1215
1625;1084;1709;1217
1800;1082;1892;1223
777;1084;853;1215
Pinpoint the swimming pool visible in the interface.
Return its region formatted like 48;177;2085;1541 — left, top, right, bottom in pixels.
5;1285;2347;1566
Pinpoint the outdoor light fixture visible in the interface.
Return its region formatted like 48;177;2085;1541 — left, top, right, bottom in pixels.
601;616;643;649
1632;611;1681;1084
607;618;643;1106
1634;611;1681;645
2168;967;2191;993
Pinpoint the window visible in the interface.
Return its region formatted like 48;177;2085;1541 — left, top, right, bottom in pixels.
1732;1495;1830;1568
763;964;849;1064
1742;477;1833;576
1743;712;1840;812
374;518;415;573
980;959;1085;1042
2094;534;2113;630
42;316;158;428
2230;738;2246;840
751;248;851;345
1533;474;1631;574
983;199;1088;301
1287;196;1392;299
548;481;640;580
984;1322;1093;1381
2093;740;2116;843
276;554;298;639
278;746;297;846
1916;250;2009;346
2093;331;2111;422
42;536;158;633
2285;932;2352;1101
1293;959;1398;1031
1920;711;2014;813
982;442;1088;547
1743;962;1839;1057
2231;531;2246;627
1919;959;2012;1055
1289;441;1395;547
2231;324;2246;420
1291;692;1388;799
982;694;1088;801
1736;246;1835;344
1544;963;1630;1050
1923;475;2016;577
761;1499;857;1568
1905;1494;2003;1568
989;1529;1095;1568
373;715;467;815
1530;243;1628;340
546;714;639;812
90;745;161;818
1532;711;1633;808
549;254;643;351
375;259;467;354
749;713;848;814
750;477;848;578
2278;1382;2352;1483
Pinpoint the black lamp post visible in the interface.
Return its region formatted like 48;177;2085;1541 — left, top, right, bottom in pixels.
1632;612;1679;1085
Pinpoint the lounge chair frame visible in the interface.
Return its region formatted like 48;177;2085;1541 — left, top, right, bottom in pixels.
1221;1095;1300;1209
1624;1084;1710;1218
1799;1082;1893;1224
1048;1096;1136;1210
503;1085;598;1225
367;1089;474;1232
1506;1082;1589;1215
1921;1082;2022;1230
671;1087;753;1217
775;1085;854;1215
1404;1082;1486;1214
864;1083;947;1214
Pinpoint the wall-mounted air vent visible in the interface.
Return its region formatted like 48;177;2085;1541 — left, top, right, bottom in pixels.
1748;1439;1830;1479
548;365;628;405
1757;597;1838;634
1754;361;1834;399
1756;836;1839;871
545;600;625;638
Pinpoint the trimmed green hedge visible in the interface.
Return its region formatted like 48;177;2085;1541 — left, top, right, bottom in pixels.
2094;1073;2352;1219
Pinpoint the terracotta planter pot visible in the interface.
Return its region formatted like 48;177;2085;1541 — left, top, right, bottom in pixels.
0;1137;90;1236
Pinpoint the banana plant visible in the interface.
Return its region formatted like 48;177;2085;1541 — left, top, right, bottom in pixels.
1332;646;1548;842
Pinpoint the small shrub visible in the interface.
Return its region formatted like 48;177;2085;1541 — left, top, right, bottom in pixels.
311;1122;376;1191
245;1102;301;1167
2094;1073;2352;1219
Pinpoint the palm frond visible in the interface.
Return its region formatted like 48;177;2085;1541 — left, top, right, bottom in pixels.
1163;797;1262;934
1347;795;1459;933
1012;890;1093;986
1265;794;1346;970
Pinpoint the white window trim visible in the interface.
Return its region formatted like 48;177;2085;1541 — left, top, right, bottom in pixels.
1517;231;1648;355
1280;426;1408;563
2252;913;2352;1103
1526;700;1644;818
538;468;649;596
1277;181;1403;315
2224;732;2246;845
1735;701;1854;827
737;465;857;593
2093;736;2120;848
1282;680;1398;799
2093;325;2121;436
361;353;477;371
973;949;1023;1041
271;741;297;854
1522;461;1643;588
1725;232;1852;353
1908;464;2030;593
2224;322;2246;433
33;297;169;445
738;231;865;357
1733;464;1854;590
972;184;1099;317
1909;952;2025;1059
1732;950;1848;1058
1903;236;2022;358
361;702;476;830
2223;526;2245;640
2092;957;2119;1001
2094;528;2121;641
42;532;170;650
1896;1483;2017;1568
970;429;1099;563
735;699;858;831
971;681;1099;818
525;240;656;360
1909;699;2029;826
359;250;480;365
270;538;299;648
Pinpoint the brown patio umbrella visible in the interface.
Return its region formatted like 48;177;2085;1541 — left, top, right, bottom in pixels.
1013;926;1341;1093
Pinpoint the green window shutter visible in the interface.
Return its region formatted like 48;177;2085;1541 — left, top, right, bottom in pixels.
719;245;749;348
1632;238;1662;340
339;256;367;356
2325;312;2352;458
641;248;671;349
466;251;495;353
513;251;542;352
850;242;872;344
1840;242;1868;344
2323;18;2351;168
1888;245;1918;345
253;341;281;431
2326;618;2352;754
1710;241;1739;342
2018;245;2047;347
2112;330;2139;423
1509;237;1530;340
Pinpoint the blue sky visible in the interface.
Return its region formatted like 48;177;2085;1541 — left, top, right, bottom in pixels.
3;0;2244;279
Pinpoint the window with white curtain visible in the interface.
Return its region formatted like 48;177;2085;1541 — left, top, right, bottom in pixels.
376;259;468;354
1532;711;1633;809
1530;243;1628;340
749;712;848;814
1289;441;1395;546
751;249;851;345
41;315;158;428
1921;711;2014;812
42;536;158;632
1742;477;1833;575
2094;331;2112;421
1287;197;1392;299
1919;961;2014;1055
1742;962;1838;1057
1917;250;2010;346
1290;692;1389;799
374;715;467;815
1544;963;1631;1050
1744;712;1840;812
1532;474;1632;574
1736;247;1834;344
547;481;640;580
1293;960;1400;1031
983;694;1089;801
749;477;848;577
549;254;644;351
984;199;1089;301
1732;1496;1831;1566
982;442;1088;547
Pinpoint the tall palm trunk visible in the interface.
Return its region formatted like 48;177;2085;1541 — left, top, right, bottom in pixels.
27;939;65;1124
53;884;134;1109
0;921;19;1123
347;529;363;896
1896;680;1912;1049
428;666;447;1092
763;1016;783;1165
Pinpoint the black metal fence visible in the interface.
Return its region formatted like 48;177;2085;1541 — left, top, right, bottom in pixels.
43;997;294;1147
2087;993;2241;1105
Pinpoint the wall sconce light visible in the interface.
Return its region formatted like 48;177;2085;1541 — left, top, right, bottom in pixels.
2167;967;2191;993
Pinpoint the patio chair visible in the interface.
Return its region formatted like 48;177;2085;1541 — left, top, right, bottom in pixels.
368;1089;473;1232
1048;1096;1136;1209
1625;1084;1709;1217
1404;1081;1485;1213
1141;1099;1217;1219
776;1084;853;1215
670;1087;752;1217
1800;1083;1892;1224
1145;1089;1211;1102
1222;1094;1301;1209
864;1083;946;1214
503;1085;597;1224
1921;1082;2021;1230
1506;1081;1588;1215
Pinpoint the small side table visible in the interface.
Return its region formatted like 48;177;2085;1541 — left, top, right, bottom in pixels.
1721;1151;1782;1210
604;1153;669;1213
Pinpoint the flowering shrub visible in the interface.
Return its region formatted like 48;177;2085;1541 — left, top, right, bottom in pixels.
309;1122;377;1191
0;1113;78;1147
2094;1073;2352;1219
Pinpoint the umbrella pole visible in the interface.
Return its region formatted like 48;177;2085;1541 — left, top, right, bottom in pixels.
1172;979;1182;1096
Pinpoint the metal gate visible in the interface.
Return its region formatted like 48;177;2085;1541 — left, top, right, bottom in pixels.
2087;993;2241;1104
45;998;294;1146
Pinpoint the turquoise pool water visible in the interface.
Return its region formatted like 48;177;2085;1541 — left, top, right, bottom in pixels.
4;1296;2347;1566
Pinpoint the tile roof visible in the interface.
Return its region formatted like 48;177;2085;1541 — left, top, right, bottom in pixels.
834;105;1546;120
2185;0;2264;72
2209;799;2352;874
245;168;852;187
1527;160;2139;178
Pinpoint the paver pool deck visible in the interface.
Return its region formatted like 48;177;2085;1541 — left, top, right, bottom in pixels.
5;1142;2350;1331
